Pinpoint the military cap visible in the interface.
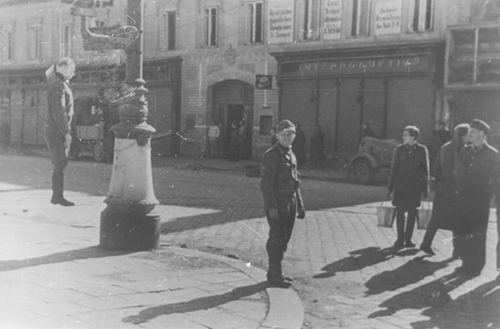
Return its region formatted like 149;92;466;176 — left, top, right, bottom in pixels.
470;119;490;133
453;123;470;137
276;120;296;133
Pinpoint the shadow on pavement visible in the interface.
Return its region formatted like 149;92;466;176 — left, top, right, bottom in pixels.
122;281;269;325
364;256;455;295
412;277;500;329
313;247;413;279
368;272;474;319
0;246;131;272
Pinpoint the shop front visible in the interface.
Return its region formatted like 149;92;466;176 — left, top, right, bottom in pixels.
272;42;444;158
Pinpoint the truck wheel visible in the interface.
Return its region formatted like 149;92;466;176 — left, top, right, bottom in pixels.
352;159;373;184
93;141;106;162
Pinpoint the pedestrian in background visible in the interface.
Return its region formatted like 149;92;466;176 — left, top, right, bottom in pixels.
292;122;306;169
388;125;429;249
44;57;76;206
310;124;326;168
454;119;499;277
228;121;239;161
217;122;227;158
420;123;470;256
260;119;306;288
207;121;220;158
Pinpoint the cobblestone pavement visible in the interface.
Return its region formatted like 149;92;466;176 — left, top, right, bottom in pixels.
1;152;499;329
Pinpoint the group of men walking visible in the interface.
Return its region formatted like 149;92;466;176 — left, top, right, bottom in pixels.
387;119;499;278
260;118;499;288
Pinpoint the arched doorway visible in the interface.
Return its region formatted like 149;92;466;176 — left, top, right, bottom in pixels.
208;80;254;160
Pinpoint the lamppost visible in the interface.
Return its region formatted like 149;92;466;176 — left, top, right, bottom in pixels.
65;0;160;250
100;0;160;251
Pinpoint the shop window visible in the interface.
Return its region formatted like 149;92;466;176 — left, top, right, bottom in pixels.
300;0;321;41
259;115;273;135
409;0;433;32
160;11;176;50
248;2;263;44
63;25;73;57
27;24;41;60
203;6;218;47
351;0;371;37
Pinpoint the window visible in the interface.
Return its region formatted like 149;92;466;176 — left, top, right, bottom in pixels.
410;0;433;32
7;30;15;60
248;2;263;44
63;25;73;57
300;0;321;41
259;115;273;135
204;7;218;47
351;0;371;37
161;11;176;50
27;24;41;60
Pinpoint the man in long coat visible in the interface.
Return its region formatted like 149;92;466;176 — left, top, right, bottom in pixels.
388;125;429;248
455;119;499;277
45;57;76;206
420;123;470;256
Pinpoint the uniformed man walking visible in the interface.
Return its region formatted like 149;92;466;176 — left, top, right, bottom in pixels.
260;120;306;288
455;119;499;277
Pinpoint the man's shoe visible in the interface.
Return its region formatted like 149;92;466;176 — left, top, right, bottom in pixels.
267;278;291;288
420;245;435;255
405;240;416;248
51;197;75;207
393;240;404;249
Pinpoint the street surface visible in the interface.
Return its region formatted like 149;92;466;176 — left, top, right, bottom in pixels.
1;151;499;329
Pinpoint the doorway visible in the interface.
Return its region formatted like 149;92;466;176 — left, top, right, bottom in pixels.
209;80;254;159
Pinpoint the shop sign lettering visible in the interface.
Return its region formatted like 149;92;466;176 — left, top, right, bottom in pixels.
374;0;402;35
285;55;428;76
267;0;294;44
323;0;342;40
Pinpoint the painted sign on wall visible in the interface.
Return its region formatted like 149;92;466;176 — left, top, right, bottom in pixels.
374;0;402;35
323;0;342;40
267;0;294;44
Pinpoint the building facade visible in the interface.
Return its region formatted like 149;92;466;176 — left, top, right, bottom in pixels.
0;0;496;159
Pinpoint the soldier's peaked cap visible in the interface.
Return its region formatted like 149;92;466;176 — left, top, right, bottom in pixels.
470;119;490;133
276;120;295;132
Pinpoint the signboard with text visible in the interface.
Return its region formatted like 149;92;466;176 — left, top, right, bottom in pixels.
323;0;342;40
267;0;294;44
374;0;402;35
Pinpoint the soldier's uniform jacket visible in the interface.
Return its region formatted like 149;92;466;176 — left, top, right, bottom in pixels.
457;143;499;199
45;78;74;137
260;143;304;212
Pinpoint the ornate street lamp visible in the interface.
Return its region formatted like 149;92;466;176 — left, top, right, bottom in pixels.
65;0;161;250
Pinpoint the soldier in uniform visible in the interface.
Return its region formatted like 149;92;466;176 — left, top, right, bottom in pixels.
455;119;499;277
260;120;306;288
44;57;76;206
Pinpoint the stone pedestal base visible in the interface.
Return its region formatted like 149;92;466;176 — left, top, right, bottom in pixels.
100;206;161;251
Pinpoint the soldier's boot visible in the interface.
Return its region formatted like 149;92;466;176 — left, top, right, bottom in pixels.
393;210;405;248
420;226;437;255
267;258;290;288
404;210;417;248
50;170;74;207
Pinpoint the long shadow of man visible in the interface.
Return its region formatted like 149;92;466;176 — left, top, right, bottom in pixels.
364;256;455;295
411;278;500;329
313;246;415;279
368;272;474;319
122;281;268;325
0;246;129;272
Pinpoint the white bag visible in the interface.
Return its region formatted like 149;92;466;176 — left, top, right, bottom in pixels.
417;201;432;230
377;202;396;228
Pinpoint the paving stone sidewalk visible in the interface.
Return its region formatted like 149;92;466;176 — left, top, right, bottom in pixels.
0;188;303;329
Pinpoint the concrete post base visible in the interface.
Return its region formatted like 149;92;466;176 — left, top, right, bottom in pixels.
100;206;161;251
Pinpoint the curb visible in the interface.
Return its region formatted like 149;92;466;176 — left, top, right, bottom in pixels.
172;247;304;329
